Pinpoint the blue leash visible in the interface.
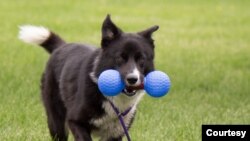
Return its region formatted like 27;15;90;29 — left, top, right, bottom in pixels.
109;100;132;141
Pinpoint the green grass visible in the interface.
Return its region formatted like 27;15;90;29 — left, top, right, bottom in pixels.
0;0;249;140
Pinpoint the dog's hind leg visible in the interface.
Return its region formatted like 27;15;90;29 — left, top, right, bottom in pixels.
41;71;68;141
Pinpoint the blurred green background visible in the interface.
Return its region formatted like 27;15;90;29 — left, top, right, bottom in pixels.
0;0;249;140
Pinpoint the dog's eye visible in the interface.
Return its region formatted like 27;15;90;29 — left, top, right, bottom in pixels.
116;57;124;65
121;53;128;61
135;53;145;61
135;53;145;68
138;59;145;68
115;53;128;65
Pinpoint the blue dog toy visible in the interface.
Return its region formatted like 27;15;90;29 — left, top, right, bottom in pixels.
144;71;171;97
97;70;125;96
98;69;171;97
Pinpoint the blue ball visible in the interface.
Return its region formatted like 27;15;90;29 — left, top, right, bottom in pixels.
98;69;125;96
144;71;171;97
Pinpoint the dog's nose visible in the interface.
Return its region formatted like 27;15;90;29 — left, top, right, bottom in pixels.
126;77;138;85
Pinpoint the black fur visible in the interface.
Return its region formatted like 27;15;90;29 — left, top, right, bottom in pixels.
36;15;158;141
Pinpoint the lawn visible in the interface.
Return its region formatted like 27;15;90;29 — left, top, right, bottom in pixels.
0;0;249;140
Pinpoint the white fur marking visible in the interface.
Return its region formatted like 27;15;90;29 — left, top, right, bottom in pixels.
18;25;50;45
126;67;141;86
90;91;145;139
89;52;101;83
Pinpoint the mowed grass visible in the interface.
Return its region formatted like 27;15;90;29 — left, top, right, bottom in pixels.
0;0;249;140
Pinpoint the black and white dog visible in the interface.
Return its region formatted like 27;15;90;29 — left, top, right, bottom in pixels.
19;15;159;141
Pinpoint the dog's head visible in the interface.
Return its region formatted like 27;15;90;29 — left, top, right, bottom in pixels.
96;15;159;96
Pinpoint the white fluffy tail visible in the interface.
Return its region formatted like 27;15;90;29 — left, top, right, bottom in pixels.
18;25;50;45
18;25;65;53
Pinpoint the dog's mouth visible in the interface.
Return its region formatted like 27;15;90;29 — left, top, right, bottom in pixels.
122;88;137;96
122;84;144;96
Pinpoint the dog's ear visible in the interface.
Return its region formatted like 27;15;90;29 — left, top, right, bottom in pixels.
101;15;122;47
138;25;159;44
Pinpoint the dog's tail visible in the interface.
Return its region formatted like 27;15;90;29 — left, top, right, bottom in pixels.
18;25;65;53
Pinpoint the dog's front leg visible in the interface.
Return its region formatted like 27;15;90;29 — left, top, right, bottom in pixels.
68;120;92;141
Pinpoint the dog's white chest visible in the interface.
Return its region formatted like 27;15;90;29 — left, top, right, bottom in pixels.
90;92;144;139
91;101;136;139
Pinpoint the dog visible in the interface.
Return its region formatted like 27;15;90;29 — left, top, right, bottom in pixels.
19;15;159;141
